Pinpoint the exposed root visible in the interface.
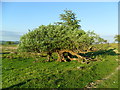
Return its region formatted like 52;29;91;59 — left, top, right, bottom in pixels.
57;49;86;62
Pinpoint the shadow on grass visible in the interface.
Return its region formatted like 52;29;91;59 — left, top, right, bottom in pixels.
78;49;119;58
0;52;10;54
2;78;37;89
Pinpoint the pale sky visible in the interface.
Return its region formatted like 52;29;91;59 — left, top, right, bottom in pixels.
1;2;118;42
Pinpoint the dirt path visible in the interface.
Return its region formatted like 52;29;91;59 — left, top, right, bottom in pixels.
85;64;120;88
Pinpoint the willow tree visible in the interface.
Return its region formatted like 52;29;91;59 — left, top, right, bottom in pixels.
18;10;104;62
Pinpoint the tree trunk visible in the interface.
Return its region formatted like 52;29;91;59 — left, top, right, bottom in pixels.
56;51;65;62
57;49;85;62
47;55;50;62
47;52;52;62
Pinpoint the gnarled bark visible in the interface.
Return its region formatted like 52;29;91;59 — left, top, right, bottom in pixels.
56;51;65;62
56;49;86;62
46;52;53;62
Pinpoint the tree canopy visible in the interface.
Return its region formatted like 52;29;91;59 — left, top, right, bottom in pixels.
18;10;106;62
114;35;120;43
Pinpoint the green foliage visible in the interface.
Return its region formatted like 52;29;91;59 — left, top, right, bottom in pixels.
18;10;106;55
0;41;19;45
55;10;81;29
18;24;92;53
114;35;120;43
5;41;14;45
19;24;104;54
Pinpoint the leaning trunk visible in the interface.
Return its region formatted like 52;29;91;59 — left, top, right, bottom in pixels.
57;49;85;62
47;52;52;62
56;51;65;62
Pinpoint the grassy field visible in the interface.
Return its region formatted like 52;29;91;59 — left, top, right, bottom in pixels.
95;69;118;88
1;43;119;88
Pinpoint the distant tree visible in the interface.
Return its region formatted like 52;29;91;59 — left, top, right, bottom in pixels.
103;40;108;43
6;41;15;45
114;35;120;43
98;37;106;44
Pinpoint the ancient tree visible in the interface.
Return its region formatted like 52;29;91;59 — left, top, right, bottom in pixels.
18;10;105;63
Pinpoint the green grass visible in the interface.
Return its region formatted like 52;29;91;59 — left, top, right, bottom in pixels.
96;71;118;88
1;43;119;88
2;55;118;88
1;44;18;53
109;43;119;49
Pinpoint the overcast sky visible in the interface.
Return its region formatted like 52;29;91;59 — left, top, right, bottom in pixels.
1;2;118;42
